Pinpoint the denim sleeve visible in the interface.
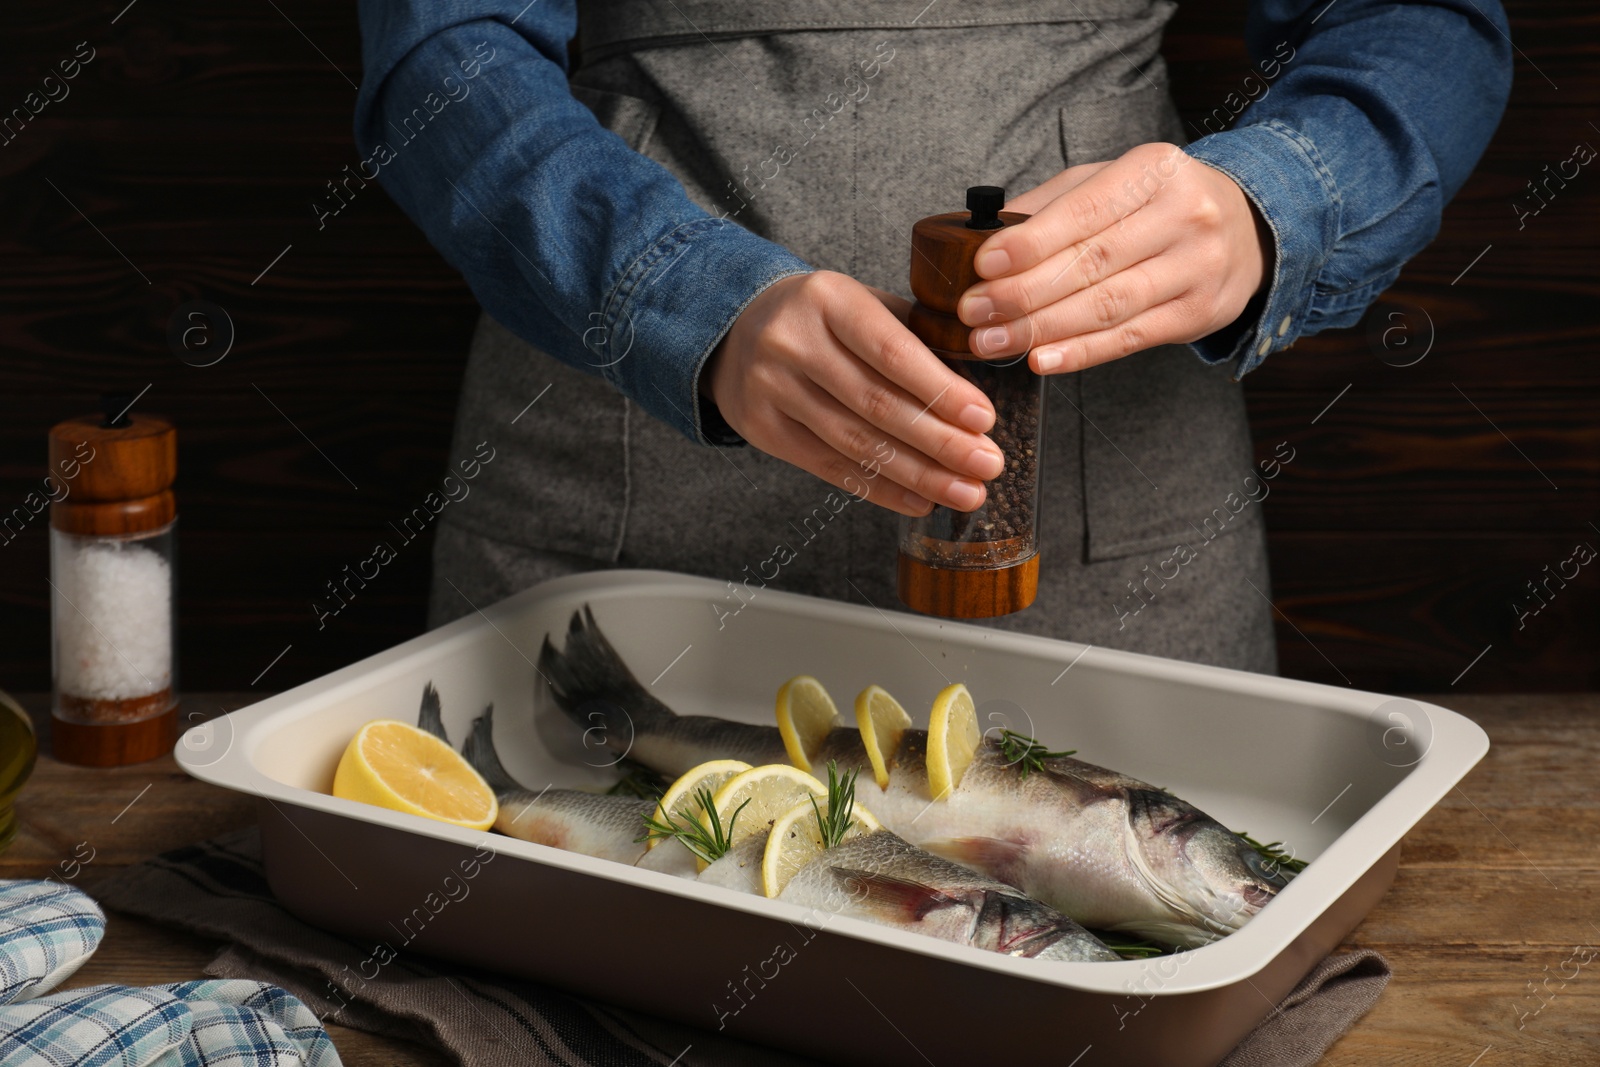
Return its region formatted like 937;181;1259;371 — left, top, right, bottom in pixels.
352;0;814;445
1181;0;1514;374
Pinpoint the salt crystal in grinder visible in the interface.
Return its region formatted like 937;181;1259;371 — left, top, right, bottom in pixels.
48;397;180;765
897;186;1044;618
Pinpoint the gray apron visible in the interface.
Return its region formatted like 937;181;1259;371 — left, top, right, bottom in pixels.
429;0;1278;674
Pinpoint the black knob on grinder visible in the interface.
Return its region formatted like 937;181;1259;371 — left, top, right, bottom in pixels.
965;185;1006;230
101;392;134;428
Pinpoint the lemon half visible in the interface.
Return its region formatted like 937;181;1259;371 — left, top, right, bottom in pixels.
332;719;498;830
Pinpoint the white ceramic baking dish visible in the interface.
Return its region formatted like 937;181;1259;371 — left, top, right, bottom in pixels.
177;569;1487;1066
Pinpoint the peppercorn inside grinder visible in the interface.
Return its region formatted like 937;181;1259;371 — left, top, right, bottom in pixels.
47;398;180;766
897;186;1043;618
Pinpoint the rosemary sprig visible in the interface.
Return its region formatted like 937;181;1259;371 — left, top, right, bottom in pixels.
995;729;1077;779
636;786;749;866
1235;831;1309;876
606;764;666;800
1088;931;1171;959
811;760;860;851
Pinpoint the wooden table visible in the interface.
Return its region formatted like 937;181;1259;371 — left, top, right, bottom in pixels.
3;693;1595;1065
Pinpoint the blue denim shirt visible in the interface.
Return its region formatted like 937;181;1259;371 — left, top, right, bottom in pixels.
354;0;1512;446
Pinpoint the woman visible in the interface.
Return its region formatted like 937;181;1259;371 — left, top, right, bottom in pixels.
355;0;1510;673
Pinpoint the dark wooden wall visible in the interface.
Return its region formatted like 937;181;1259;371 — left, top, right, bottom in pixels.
2;2;1594;696
1165;1;1600;691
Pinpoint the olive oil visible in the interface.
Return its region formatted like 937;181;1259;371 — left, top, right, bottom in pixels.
0;690;37;853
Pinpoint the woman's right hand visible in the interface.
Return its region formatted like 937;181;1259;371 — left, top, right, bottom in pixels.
700;270;1003;517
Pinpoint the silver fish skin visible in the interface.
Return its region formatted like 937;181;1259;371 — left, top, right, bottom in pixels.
694;831;767;895
493;788;653;864
773;829;1121;962
692;830;1119;962
456;692;1117;962
539;607;1290;948
461;704;652;864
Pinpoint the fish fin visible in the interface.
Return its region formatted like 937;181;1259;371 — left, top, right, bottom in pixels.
417;682;448;744
538;606;677;745
461;704;520;792
828;867;966;922
919;837;1029;882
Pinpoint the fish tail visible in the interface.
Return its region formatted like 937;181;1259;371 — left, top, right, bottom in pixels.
461;704;520;793
538;606;678;744
417;682;448;744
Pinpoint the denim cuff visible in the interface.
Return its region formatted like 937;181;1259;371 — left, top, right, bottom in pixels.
599;216;814;446
1181;120;1342;377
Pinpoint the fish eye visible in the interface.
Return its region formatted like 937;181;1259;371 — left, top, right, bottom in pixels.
1240;847;1290;889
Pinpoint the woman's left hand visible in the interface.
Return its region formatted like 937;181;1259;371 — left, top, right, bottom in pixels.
957;142;1274;373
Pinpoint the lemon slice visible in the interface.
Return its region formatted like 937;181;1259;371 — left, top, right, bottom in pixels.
760;796;881;898
775;675;841;772
712;763;827;850
332;719;498;830
927;683;980;801
648;759;752;851
854;685;912;790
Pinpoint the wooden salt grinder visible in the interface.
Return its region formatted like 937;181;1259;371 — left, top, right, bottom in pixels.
48;401;180;766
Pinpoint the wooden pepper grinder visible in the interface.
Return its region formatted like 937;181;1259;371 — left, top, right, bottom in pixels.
48;396;180;766
898;186;1044;618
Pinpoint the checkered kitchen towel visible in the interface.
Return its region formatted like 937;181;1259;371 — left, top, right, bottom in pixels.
0;879;104;1004
0;879;340;1067
88;828;1391;1067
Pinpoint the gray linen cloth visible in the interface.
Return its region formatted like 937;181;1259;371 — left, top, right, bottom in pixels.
90;829;1389;1067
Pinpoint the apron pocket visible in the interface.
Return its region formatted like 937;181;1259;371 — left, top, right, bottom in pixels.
1055;70;1260;564
445;315;632;564
1076;344;1261;562
1058;67;1183;167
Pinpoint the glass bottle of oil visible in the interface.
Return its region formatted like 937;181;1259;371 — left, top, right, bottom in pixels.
0;689;37;854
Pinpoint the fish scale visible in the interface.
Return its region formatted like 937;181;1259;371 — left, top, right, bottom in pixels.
460;703;654;864
540;606;1293;948
450;684;1118;962
771;829;1119;963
